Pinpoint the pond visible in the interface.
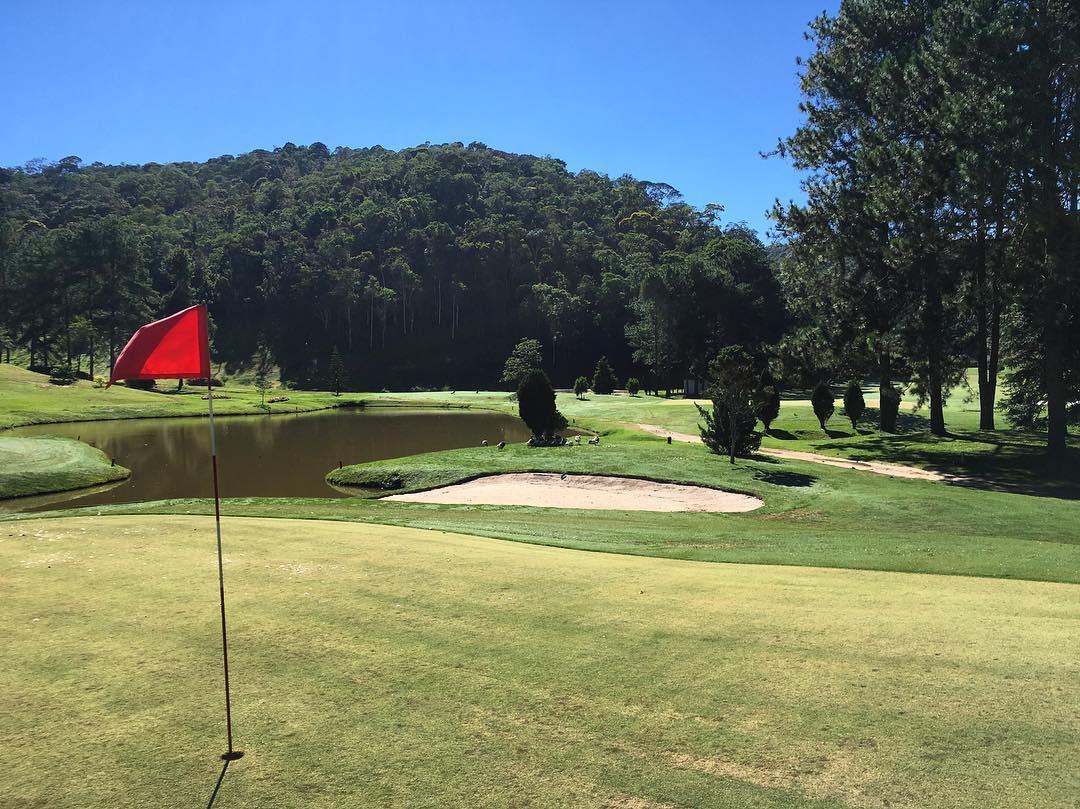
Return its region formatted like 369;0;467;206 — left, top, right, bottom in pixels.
6;407;531;512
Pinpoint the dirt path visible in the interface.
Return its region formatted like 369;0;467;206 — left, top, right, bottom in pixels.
385;472;764;512
632;423;966;483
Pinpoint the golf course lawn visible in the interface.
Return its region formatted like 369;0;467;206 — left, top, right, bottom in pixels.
3;515;1077;809
0;435;130;498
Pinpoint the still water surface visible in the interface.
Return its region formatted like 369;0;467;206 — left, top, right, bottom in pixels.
9;407;531;511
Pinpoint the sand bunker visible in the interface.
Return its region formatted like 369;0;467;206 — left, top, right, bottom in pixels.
384;473;763;512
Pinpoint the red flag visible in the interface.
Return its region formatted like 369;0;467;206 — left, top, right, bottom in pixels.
108;304;211;386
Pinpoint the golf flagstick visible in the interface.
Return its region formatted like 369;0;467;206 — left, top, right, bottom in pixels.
207;382;243;762
106;304;243;764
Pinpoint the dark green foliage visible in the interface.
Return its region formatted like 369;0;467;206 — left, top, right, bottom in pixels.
0;143;765;392
573;375;589;399
626;377;641;396
48;366;76;386
696;400;760;461
843;379;865;430
753;368;780;432
502;338;542;387
702;346;760;463
328;347;345;396
517;370;564;438
812;382;834;430
879;385;901;432
591;356;617;395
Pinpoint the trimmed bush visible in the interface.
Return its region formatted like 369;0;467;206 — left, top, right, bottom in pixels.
626;377;641;396
517;369;565;438
754;369;781;432
880;384;901;432
843;379;866;429
48;366;77;386
811;381;835;430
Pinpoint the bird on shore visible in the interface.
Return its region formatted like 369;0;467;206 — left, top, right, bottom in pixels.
481;439;488;446
497;441;505;449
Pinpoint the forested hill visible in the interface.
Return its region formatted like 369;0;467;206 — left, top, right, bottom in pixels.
0;142;780;389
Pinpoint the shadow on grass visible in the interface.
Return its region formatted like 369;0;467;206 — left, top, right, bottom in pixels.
753;469;817;488
826;429;1080;499
206;759;231;809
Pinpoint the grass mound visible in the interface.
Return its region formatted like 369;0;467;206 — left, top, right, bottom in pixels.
2;515;1076;808
0;436;129;499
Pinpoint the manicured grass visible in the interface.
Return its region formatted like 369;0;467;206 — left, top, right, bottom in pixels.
0;436;130;499
0;364;373;430
3;515;1077;808
24;435;1078;583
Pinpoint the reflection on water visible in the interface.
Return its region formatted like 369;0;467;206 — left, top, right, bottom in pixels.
7;407;531;511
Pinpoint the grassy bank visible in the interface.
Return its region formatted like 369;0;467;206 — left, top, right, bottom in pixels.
0;436;130;499
20;434;1076;583
3;515;1076;809
0;364;371;430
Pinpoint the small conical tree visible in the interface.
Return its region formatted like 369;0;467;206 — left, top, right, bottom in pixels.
626;377;641;396
843;379;866;430
573;375;589;399
754;368;781;433
811;381;834;430
591;355;617;395
329;347;345;396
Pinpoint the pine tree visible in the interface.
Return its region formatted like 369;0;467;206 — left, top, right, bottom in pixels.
843;379;865;430
591;355;617;395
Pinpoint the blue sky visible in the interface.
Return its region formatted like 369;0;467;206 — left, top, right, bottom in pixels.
2;1;836;238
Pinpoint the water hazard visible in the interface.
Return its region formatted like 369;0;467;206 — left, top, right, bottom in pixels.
7;407;531;511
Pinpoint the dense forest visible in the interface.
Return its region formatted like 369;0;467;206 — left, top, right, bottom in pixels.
0;142;780;392
1;0;1077;454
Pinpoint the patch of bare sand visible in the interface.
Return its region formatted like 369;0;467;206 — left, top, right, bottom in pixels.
633;423;965;483
384;473;763;512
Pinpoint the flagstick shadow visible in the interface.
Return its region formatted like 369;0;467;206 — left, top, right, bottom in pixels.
206;760;231;809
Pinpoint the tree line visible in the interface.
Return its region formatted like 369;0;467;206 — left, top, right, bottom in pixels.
772;0;1079;455
0;142;778;393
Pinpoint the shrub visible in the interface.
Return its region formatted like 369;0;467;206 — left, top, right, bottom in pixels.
573;375;589;398
843;379;866;429
517;369;565;438
626;377;641;396
591;355;617;395
811;381;835;430
48;366;77;386
697;400;760;460
754;369;780;432
189;377;224;387
879;384;901;432
125;379;156;391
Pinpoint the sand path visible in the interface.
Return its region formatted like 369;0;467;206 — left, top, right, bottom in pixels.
632;423;966;483
385;472;763;512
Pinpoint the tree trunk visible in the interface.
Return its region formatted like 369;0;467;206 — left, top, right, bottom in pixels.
728;409;736;465
878;351;896;432
974;205;996;430
1045;319;1068;456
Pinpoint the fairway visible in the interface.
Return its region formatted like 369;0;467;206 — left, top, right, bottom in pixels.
3;516;1077;808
